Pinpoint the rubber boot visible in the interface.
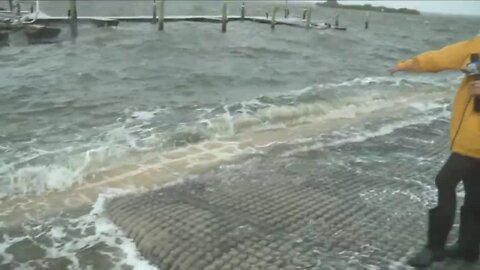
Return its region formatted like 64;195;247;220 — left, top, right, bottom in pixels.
445;206;480;262
408;207;453;268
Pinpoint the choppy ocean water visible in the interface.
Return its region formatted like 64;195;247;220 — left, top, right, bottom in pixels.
1;1;479;269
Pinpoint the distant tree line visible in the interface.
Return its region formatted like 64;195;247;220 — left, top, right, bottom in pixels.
317;0;421;15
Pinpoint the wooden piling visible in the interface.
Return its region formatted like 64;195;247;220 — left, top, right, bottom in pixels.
158;0;164;31
69;0;78;39
334;14;339;27
305;8;312;30
8;0;13;12
284;0;289;19
302;9;307;20
221;2;227;33
270;7;279;31
152;0;157;24
241;2;245;21
0;31;9;46
15;1;20;16
365;12;370;29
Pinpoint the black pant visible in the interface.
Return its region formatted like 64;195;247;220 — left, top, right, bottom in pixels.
436;153;480;218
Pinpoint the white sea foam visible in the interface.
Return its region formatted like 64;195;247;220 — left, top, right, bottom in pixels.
2;121;162;198
282;100;449;157
9;164;81;195
294;74;458;96
128;108;167;122
0;189;158;270
409;100;448;112
2;76;451;198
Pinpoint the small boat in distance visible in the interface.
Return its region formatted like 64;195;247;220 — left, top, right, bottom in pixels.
0;0;61;45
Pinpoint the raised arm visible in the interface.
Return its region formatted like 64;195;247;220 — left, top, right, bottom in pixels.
388;38;476;73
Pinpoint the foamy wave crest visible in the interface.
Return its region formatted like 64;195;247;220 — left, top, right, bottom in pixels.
193;94;426;140
3;123;162;198
2;76;450;198
282;100;450;157
292;74;456;96
9;165;80;195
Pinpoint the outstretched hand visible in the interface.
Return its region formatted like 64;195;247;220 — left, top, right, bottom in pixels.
387;65;402;74
387;59;416;74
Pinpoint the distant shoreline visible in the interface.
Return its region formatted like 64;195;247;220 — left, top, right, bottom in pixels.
316;0;421;15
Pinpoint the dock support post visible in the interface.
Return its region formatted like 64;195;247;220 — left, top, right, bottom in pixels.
69;0;78;39
302;8;307;20
305;8;312;30
284;0;289;19
8;0;13;12
15;1;20;16
334;14;339;27
241;2;245;21
0;31;9;47
152;0;157;23
365;12;370;29
158;0;164;31
221;2;227;33
271;7;278;31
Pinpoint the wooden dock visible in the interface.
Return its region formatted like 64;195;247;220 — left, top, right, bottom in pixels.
30;14;343;31
0;0;350;45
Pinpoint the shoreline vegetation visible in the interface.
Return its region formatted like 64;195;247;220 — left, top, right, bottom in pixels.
316;0;421;15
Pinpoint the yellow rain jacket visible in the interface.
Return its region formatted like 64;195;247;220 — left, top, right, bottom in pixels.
397;36;480;159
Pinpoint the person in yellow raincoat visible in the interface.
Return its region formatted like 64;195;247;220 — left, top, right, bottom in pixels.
389;35;480;268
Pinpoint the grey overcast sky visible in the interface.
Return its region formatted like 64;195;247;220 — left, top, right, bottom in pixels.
339;1;480;15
